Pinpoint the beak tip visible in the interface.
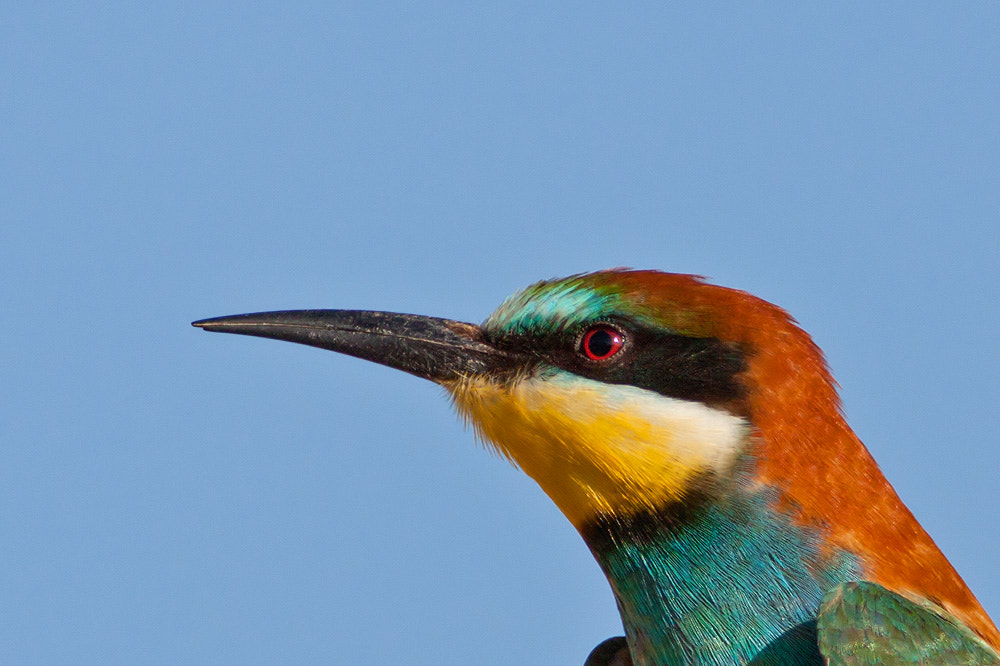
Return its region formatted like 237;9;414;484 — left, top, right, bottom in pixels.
192;316;232;331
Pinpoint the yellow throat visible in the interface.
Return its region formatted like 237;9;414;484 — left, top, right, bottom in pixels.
447;371;749;527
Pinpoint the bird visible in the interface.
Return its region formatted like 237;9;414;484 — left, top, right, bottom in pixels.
193;269;999;665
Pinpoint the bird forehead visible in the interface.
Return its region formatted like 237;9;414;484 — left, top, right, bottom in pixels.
483;272;723;341
484;278;625;336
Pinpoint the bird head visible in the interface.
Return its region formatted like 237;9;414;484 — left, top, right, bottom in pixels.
193;269;999;653
194;270;801;528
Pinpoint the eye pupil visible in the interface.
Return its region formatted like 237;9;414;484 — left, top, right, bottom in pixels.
581;326;624;361
588;330;615;356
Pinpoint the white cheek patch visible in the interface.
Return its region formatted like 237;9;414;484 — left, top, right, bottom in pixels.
538;376;747;469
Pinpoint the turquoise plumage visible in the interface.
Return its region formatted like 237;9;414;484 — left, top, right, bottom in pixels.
588;475;858;665
584;580;1000;666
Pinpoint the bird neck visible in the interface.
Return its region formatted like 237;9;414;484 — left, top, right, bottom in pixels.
582;478;860;666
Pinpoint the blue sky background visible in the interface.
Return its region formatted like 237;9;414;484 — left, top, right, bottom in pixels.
3;4;999;664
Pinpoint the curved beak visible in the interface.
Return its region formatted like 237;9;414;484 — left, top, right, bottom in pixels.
192;310;516;383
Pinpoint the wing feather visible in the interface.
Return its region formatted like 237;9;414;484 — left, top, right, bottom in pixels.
818;581;1000;665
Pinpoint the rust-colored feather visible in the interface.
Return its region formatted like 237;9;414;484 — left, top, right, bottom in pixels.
582;270;1000;648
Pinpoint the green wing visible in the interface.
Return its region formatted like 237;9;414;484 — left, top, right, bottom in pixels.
818;581;1000;665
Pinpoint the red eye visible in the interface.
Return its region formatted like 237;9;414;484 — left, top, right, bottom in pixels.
580;325;625;361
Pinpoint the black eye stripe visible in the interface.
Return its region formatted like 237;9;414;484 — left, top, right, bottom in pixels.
486;321;746;407
563;321;745;406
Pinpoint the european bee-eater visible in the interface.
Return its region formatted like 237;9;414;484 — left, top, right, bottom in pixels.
194;270;999;666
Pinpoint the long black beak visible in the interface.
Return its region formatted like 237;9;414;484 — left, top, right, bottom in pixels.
192;310;516;382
